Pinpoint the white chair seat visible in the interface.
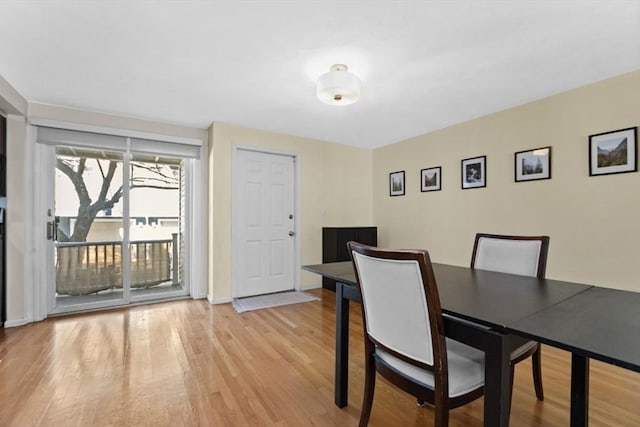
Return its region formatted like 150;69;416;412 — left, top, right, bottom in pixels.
376;338;484;398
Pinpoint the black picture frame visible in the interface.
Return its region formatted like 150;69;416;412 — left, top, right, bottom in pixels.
461;156;486;189
515;146;551;182
389;171;405;196
589;127;637;176
420;166;441;192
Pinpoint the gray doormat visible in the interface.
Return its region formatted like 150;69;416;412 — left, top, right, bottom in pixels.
231;291;319;313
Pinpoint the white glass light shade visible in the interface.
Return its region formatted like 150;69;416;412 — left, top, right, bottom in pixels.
316;64;361;106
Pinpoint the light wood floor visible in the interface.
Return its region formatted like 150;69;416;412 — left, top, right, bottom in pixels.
1;289;638;426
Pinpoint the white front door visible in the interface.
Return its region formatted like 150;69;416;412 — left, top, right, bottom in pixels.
234;149;295;297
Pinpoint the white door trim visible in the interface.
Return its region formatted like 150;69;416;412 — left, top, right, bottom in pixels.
231;144;300;298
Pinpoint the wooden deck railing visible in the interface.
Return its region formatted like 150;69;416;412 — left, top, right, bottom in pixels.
56;235;179;296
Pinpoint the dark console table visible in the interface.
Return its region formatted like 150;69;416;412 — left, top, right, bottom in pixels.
321;226;376;291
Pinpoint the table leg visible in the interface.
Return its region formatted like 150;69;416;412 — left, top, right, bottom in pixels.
570;354;589;427
335;282;350;408
483;331;512;427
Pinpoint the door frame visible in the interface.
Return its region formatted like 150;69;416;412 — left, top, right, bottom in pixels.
231;144;300;298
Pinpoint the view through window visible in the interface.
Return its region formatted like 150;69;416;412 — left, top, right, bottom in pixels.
54;146;186;308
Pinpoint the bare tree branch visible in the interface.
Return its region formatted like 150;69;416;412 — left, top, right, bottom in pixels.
77;158;86;176
130;162;178;183
56;158;91;206
130;184;179;190
96;161;118;203
131;176;178;186
57;157;180;242
96;159;106;179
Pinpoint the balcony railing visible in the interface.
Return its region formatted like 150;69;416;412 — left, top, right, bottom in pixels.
55;235;179;296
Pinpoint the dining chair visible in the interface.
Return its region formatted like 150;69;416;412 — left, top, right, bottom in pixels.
471;233;550;401
348;241;485;427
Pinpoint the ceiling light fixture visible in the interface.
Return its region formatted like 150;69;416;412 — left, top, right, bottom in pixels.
317;64;361;106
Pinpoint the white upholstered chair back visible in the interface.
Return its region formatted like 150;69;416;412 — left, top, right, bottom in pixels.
472;234;549;278
351;251;435;366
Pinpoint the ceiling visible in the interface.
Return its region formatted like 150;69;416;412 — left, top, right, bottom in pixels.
0;1;639;149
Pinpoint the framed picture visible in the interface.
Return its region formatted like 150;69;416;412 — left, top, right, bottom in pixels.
515;146;551;182
389;170;405;196
589;127;637;176
420;166;441;192
461;156;486;189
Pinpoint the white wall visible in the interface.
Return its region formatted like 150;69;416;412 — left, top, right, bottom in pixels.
208;122;373;302
29;103;207;141
0;74;29;326
0;73;27;115
5;114;28;324
372;70;640;291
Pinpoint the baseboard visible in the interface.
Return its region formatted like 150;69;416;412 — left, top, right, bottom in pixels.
4;317;32;328
191;292;207;300
300;283;322;291
208;295;233;305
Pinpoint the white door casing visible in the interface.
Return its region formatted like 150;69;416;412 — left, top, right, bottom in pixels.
234;148;296;298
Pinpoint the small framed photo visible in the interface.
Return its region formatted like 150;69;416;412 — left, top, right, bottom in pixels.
389;170;405;196
589;127;637;176
515;146;551;182
421;167;441;192
461;156;486;189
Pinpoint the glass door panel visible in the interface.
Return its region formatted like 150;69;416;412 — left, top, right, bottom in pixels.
128;154;186;300
54;146;126;309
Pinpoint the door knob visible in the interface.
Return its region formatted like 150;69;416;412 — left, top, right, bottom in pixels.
288;231;295;237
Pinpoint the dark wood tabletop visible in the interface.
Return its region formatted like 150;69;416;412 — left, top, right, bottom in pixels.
303;261;592;328
432;263;592;327
508;286;640;372
303;261;355;284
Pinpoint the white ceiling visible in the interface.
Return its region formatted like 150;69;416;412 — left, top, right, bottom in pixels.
0;1;639;149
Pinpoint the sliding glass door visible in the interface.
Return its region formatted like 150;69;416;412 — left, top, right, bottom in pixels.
54;146;127;309
37;126;194;314
127;153;185;301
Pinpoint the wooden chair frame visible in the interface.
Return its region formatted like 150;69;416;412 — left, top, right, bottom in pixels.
349;241;484;427
471;233;550;401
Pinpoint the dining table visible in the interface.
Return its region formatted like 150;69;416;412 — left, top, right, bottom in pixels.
507;285;640;426
302;260;639;427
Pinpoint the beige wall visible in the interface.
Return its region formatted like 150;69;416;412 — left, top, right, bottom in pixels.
208;122;373;301
373;70;640;291
4;67;637;322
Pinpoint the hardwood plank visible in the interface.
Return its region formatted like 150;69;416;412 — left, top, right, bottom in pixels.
0;289;638;426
